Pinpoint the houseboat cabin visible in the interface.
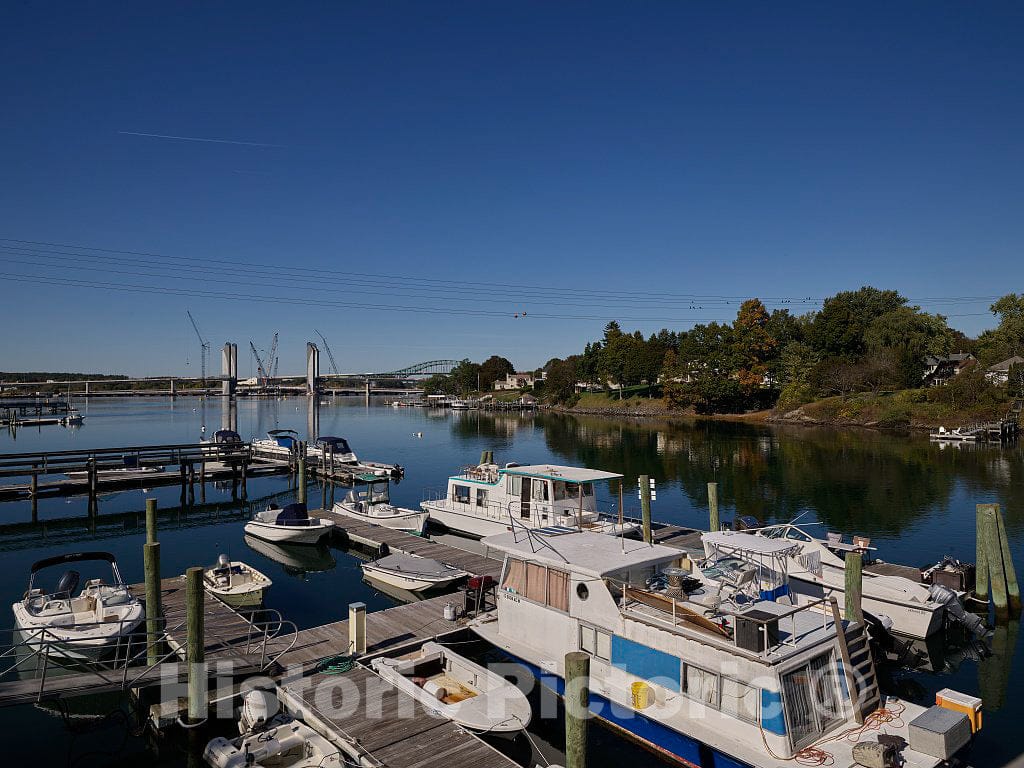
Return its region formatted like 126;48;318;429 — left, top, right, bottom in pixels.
421;463;638;539
472;529;974;768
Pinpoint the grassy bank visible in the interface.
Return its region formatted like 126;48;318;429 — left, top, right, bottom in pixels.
771;390;1012;430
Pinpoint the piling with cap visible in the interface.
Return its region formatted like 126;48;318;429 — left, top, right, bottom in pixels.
844;551;864;625
186;566;206;723
349;602;367;655
708;482;719;532
297;444;307;505
639;474;652;544
565;651;590;768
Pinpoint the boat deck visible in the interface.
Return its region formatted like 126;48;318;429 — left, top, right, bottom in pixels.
865;561;923;582
280;665;518;768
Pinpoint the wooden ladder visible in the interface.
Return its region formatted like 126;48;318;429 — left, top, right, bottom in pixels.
830;597;881;723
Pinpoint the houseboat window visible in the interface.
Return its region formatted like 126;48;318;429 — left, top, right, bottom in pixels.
548;568;570;611
508;475;522;495
579;625;611;661
576;583;589;600
453;485;471;504
502;558;526;593
683;664;719;707
476;489;488;507
531;481;549;502
720;677;758;723
562;482;594;499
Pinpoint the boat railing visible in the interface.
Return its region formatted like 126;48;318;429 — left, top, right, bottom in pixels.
619;584;835;658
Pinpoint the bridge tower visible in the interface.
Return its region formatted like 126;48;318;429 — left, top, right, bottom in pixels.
221;343;238;396
306;342;321;396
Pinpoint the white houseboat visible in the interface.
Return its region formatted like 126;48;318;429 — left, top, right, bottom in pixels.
421;462;639;539
472;528;979;768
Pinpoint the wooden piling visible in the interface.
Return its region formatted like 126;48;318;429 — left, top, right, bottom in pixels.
199;461;206;503
187;462;195;506
297;447;307;505
979;505;1008;619
186;566;205;724
995;507;1021;616
144;542;162;666
145;498;158;544
179;462;188;506
976;505;990;603
639;474;652;544
240;460;247;501
564;651;590;768
708;481;719;532
349;602;366;655
844;551;864;625
479;450;488;465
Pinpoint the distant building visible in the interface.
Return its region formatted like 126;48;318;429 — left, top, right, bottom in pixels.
986;356;1024;386
495;372;538;390
922;352;975;387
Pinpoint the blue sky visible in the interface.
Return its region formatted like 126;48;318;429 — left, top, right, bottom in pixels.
1;2;1021;375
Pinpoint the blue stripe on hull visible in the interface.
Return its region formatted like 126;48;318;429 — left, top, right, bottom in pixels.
512;657;753;768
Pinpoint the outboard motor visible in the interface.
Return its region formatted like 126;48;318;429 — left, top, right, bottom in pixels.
217;554;231;569
55;570;80;598
239;687;279;734
930;583;988;637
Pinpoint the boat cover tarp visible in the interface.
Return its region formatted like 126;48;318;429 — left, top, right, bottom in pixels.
276;503;311;526
214;430;241;443
317;436;352;453
31;551;117;573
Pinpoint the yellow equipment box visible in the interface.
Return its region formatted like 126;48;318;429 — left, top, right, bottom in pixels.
936;688;982;733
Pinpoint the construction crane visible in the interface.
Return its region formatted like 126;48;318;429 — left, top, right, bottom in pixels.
268;333;279;379
186;310;211;386
314;329;340;376
249;341;270;387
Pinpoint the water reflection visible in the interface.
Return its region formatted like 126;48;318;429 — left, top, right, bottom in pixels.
242;534;337;577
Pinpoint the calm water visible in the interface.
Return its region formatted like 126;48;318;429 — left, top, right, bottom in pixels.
1;397;1021;767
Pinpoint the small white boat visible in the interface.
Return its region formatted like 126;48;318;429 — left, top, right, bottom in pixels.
332;477;428;535
251;429;300;458
203;555;272;608
205;688;343;768
371;641;532;734
244;503;335;545
305;435;357;463
362;553;466;592
12;552;144;662
66;455;163;480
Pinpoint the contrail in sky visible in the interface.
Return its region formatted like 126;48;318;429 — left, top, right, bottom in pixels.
118;130;283;148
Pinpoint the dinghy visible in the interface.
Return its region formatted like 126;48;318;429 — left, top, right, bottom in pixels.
204;688;343;768
371;641;531;734
203;555;272;609
361;553;466;592
12;552;144;662
244;502;335;545
333;477;428;535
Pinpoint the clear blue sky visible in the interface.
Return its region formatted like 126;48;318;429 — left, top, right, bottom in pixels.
1;2;1021;376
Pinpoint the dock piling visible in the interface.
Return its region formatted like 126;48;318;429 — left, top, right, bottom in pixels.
144;542;162;666
978;503;1020;620
708;481;719;532
844;551;864;625
564;651;590;768
639;474;652;544
349;602;367;655
297;444;306;505
240;460;247;501
145;498;158;544
186;566;206;724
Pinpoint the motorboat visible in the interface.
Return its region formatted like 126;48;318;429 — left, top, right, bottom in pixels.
65;455;163;479
243;535;337;576
244;502;335;545
203;555;272;609
308;436;403;478
204;688;343;768
421;460;640;539
201;429;243;455
929;426;979;441
370;641;531;734
12;552;144;662
332;476;428;535
251;429;300;458
712;527;969;639
361;553;466;592
471;527;980;768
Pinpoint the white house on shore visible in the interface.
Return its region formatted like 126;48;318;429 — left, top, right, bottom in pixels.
986;356;1024;386
494;371;540;390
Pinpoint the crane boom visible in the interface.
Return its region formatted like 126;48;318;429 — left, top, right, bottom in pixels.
249;341;268;386
268;333;279;379
314;329;340;376
186;310;211;386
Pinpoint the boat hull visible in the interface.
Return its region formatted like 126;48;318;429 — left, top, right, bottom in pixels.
243;520;334;545
361;565;463;592
332;503;428;535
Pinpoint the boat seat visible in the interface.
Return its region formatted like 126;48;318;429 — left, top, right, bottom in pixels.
393;649;444;676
